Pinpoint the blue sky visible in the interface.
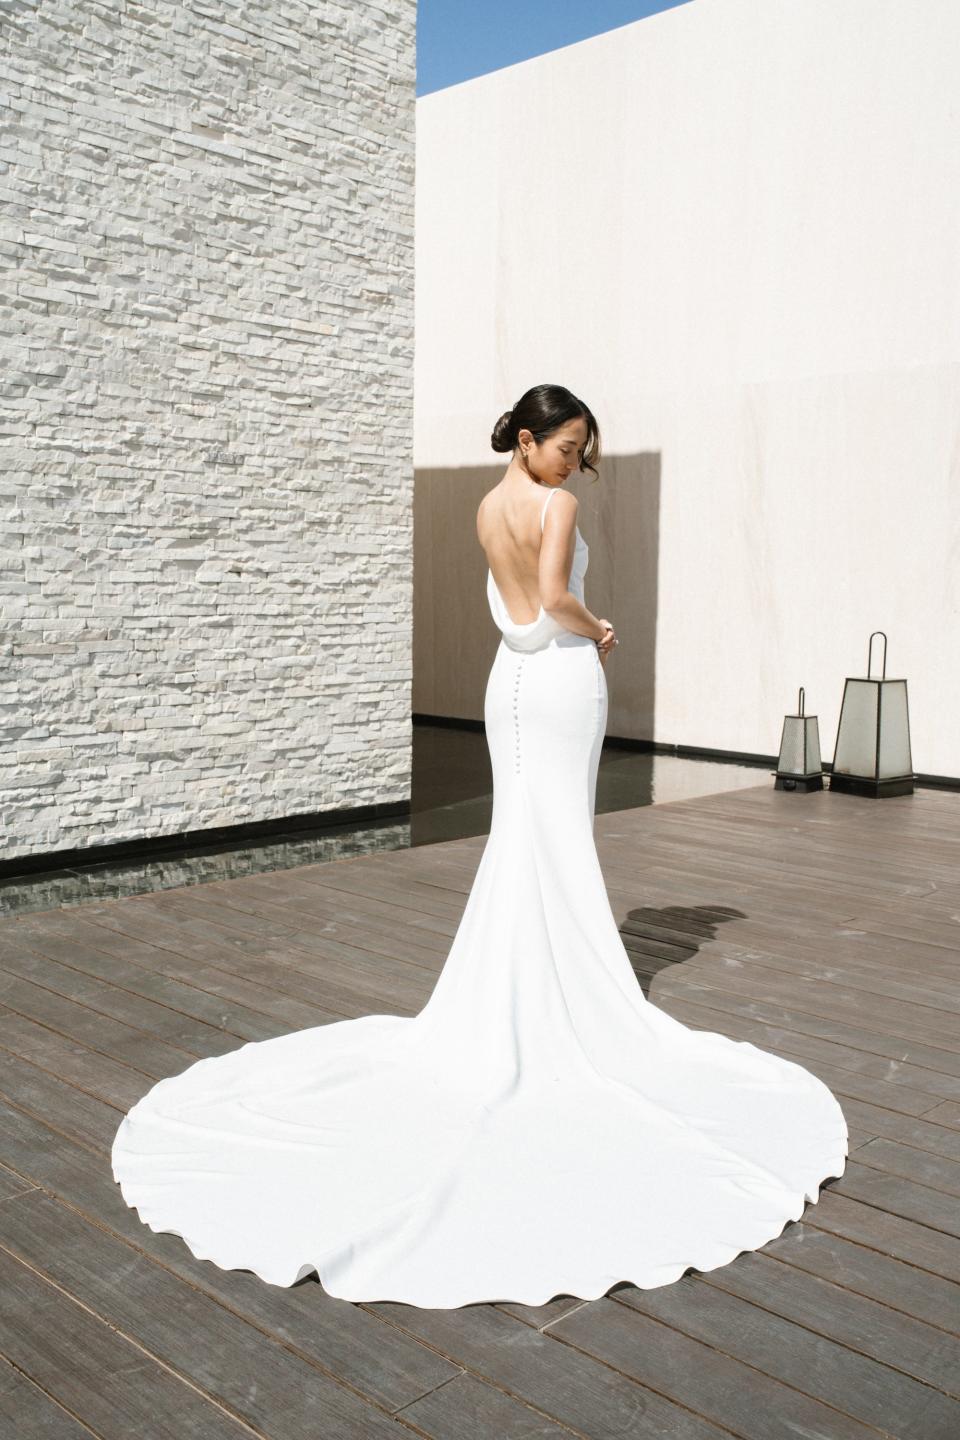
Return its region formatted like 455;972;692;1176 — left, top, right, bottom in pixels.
417;0;693;96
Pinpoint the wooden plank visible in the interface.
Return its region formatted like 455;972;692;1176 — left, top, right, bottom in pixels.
654;959;960;1050
0;924;292;1043
129;889;445;998
659;997;960;1119
58;902;427;1018
0;1098;463;1416
0;978;202;1080
611;1271;960;1434
0;1188;417;1439
831;899;960;954
847;1127;876;1149
715;1027;959;1117
0;1160;36;1204
677;936;960;1017
196;877;450;966
728;910;960;979
649;979;958;1109
720;1012;960;1092
598;839;945;910
832;1160;960;1237
0;941;251;1056
0;1009;149;1109
819;1094;960;1165
656;982;960;1095
549;1295;882;1440
0;1048;124;1151
691;935;960;1005
851;1136;960;1197
756;1219;960;1333
159;864;467;927
369;1300;731;1439
599;837;927;905
394;1370;581;1439
0;1248;256;1440
695;1245;960;1380
699;1244;960;1376
206;872;453;955
239;870;463;944
495;1293;600;1332
925;1100;960;1128
708;917;960;981
15;909;344;1030
9;912;422;1042
803;1190;960;1282
653;996;944;1117
602;842;930;910
0;1359;97;1440
611;900;960;988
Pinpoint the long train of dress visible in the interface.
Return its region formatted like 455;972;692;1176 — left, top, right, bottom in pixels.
111;488;848;1307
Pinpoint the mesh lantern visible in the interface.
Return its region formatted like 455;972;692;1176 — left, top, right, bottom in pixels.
829;631;914;798
775;687;824;792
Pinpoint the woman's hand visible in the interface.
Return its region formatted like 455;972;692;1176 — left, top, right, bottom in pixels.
596;619;617;666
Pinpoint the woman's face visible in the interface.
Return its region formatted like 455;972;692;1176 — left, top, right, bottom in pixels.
519;416;588;485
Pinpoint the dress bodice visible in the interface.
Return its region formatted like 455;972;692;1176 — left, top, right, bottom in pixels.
486;489;589;652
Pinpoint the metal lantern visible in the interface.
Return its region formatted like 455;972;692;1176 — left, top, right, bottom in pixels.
829;631;915;798
774;687;824;792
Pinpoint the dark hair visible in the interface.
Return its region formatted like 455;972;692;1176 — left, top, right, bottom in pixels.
490;383;601;481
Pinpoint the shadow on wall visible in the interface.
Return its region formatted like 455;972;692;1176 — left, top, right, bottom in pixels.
413;455;661;740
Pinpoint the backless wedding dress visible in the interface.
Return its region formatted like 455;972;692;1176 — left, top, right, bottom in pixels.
111;486;848;1307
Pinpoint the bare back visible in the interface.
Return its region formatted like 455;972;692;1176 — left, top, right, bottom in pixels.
477;482;576;626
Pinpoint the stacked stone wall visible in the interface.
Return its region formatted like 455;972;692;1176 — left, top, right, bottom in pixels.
0;0;416;859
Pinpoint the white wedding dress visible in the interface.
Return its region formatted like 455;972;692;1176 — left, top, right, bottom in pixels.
111;487;848;1307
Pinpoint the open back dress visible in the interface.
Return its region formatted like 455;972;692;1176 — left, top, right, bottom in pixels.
111;485;848;1306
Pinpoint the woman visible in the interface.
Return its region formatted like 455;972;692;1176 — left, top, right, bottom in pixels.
111;384;848;1308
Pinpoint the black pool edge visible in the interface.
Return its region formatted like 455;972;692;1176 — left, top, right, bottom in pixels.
2;723;957;883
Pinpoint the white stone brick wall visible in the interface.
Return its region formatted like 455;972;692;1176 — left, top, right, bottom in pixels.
0;0;415;860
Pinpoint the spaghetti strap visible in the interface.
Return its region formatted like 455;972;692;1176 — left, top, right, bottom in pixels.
540;487;558;532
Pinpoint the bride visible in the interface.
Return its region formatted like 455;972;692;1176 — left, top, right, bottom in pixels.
111;383;848;1308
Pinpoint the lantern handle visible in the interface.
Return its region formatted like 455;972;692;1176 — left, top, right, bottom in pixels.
798;686;805;716
867;631;887;680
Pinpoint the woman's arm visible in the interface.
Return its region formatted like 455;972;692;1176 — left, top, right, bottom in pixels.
539;491;609;642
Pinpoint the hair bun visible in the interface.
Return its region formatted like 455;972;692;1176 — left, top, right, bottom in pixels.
490;409;515;454
489;384;601;480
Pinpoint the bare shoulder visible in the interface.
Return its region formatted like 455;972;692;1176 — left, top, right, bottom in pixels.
544;488;578;526
476;490;490;541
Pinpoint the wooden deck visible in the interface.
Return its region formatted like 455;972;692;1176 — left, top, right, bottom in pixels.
1;782;959;1439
